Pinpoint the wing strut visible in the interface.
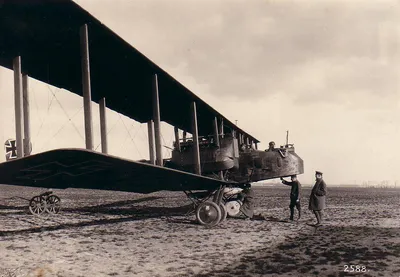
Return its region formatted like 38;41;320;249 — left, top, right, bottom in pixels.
80;24;94;150
152;74;163;166
99;97;108;154
147;120;156;165
174;126;181;152
23;74;31;156
213;117;220;148
13;56;24;158
191;102;201;175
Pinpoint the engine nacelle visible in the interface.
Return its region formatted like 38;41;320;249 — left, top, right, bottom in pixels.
169;136;239;173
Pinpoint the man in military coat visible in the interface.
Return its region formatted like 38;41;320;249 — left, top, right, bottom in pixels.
237;184;255;219
281;175;301;221
309;171;327;225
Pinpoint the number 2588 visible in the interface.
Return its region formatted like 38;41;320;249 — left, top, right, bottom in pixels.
344;265;367;272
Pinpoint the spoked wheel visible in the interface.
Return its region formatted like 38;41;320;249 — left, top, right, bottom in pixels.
46;195;61;214
219;203;228;222
195;201;221;227
29;196;47;215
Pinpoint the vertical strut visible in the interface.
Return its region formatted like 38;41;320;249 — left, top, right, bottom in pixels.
213;117;220;147
174;126;181;151
80;24;94;150
13;56;23;158
147;120;156;165
191;102;201;175
152;74;163;166
219;118;224;138
22;74;31;156
99;97;108;154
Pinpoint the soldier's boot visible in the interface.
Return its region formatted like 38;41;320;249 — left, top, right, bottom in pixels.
315;211;321;225
289;207;294;221
297;207;301;220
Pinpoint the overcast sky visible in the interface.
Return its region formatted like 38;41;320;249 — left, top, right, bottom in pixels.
1;0;399;185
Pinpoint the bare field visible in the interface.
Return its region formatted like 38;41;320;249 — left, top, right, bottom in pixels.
0;185;399;277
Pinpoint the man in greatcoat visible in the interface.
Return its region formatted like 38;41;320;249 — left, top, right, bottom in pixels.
309;171;327;225
237;184;255;219
280;175;301;221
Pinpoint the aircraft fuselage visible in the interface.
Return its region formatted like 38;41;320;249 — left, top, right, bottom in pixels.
167;136;304;183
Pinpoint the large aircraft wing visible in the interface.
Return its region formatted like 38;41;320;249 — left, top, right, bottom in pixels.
0;149;230;193
0;0;259;142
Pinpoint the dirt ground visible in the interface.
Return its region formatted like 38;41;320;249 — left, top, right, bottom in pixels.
0;185;399;277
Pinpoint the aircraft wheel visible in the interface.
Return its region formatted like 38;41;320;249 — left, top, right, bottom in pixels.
195;201;221;227
46;195;61;214
219;203;228;222
225;200;242;217
29;196;47;215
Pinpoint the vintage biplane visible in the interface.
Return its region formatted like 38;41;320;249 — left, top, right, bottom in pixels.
0;0;303;227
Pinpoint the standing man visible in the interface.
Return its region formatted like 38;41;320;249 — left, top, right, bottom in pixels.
280;175;301;221
309;171;327;226
238;184;255;219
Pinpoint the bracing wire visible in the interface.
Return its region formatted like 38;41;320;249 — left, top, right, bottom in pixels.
35;87;56;140
39;106;84;151
160;128;174;159
118;118;135;149
31;85;45;140
94;115;120;151
140;123;148;140
118;114;143;158
46;86;84;141
47;93;55;112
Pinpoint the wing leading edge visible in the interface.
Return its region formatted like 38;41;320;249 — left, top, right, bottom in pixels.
0;149;230;193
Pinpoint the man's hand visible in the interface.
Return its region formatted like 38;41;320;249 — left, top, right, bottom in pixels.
296;199;300;203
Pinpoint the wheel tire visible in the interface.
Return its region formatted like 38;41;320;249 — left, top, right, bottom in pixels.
45;195;61;214
195;201;221;227
225;200;242;217
29;196;47;215
219;203;228;222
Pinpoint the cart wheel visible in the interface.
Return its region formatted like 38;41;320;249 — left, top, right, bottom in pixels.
195;201;221;227
219;203;228;222
29;196;47;215
46;195;61;214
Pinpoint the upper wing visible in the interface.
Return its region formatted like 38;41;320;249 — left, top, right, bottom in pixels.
0;1;259;142
0;149;230;193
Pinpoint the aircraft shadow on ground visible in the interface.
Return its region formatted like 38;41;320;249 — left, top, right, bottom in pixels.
63;196;163;213
188;225;400;277
263;215;291;223
0;196;165;215
0;204;26;211
0;197;197;236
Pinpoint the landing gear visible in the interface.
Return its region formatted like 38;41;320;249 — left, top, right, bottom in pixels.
219;203;228;222
225;200;242;217
185;185;226;227
28;191;61;216
195;201;221;227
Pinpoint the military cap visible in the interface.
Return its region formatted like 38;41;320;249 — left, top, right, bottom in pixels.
315;171;323;175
